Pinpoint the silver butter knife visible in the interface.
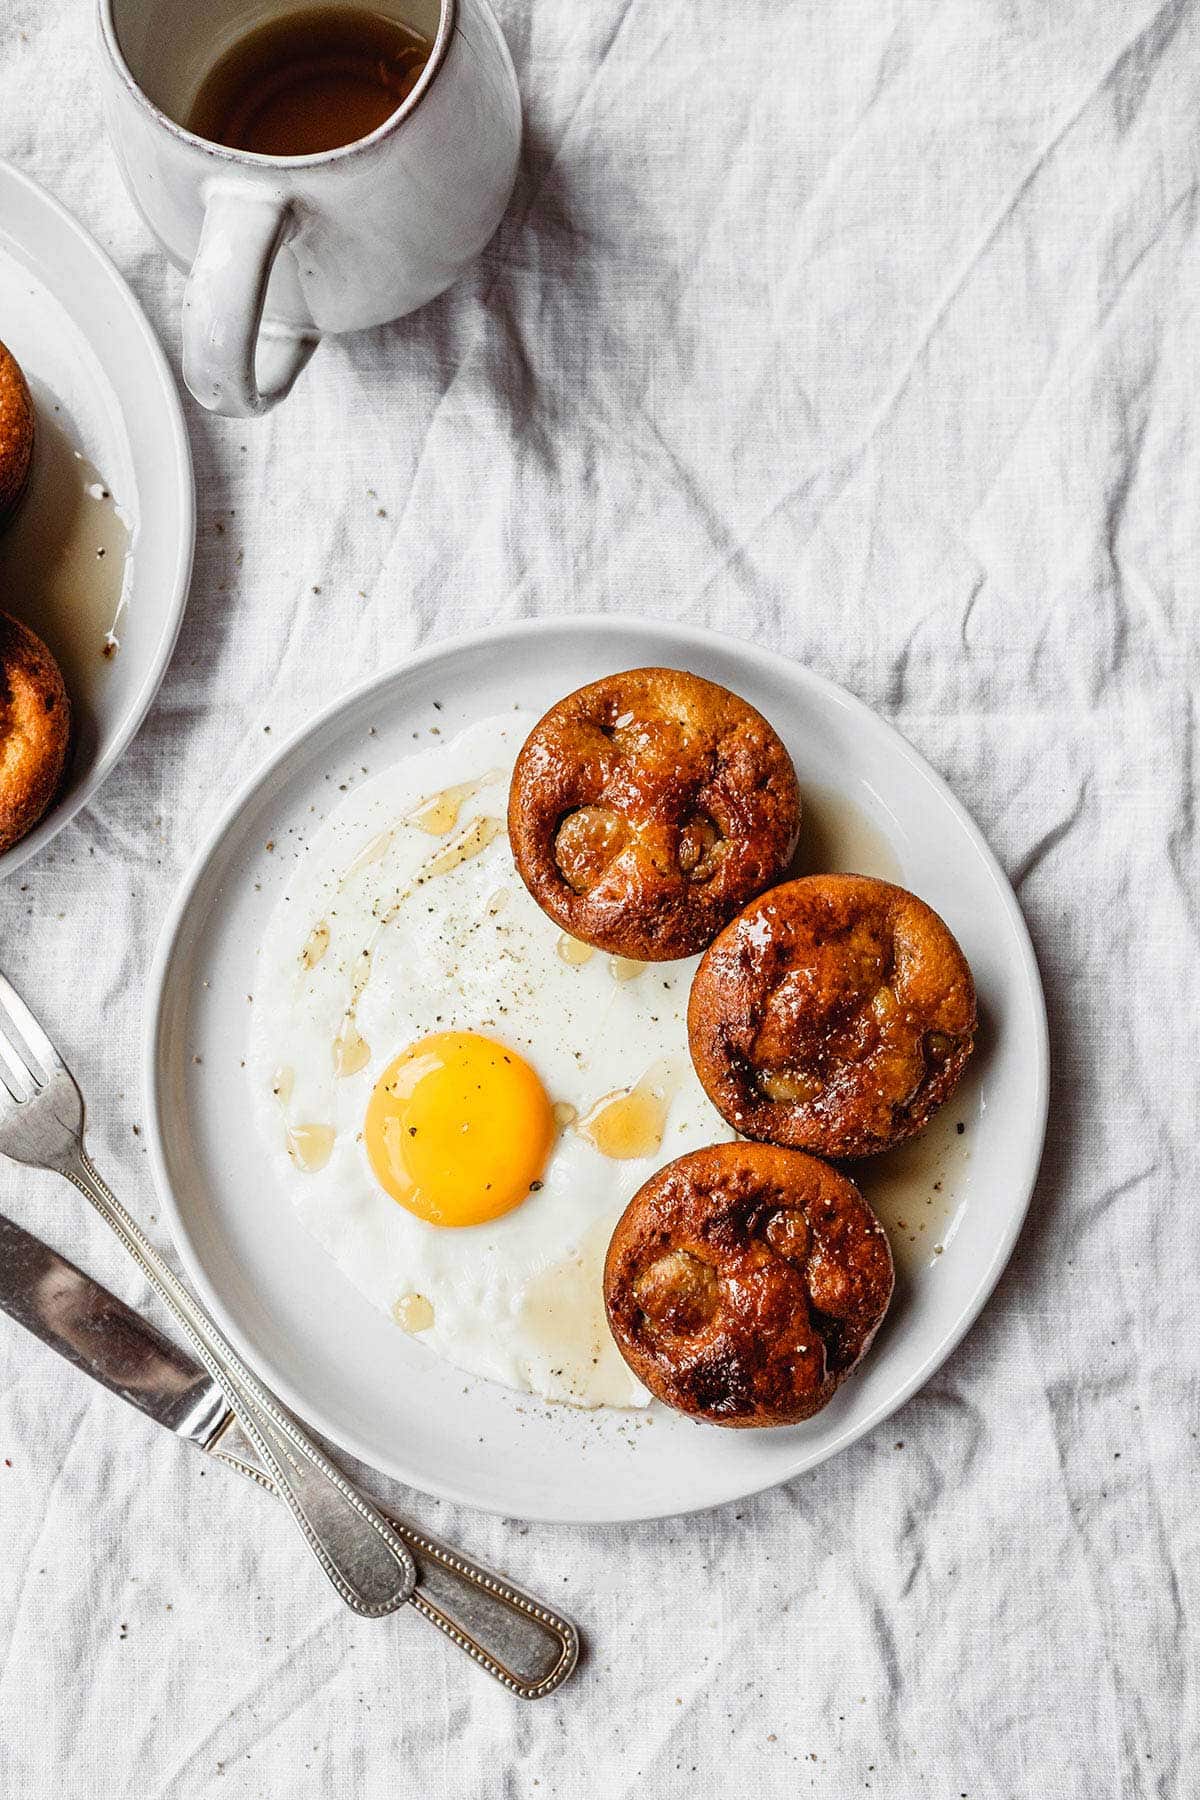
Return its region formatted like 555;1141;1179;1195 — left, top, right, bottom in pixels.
0;1212;578;1699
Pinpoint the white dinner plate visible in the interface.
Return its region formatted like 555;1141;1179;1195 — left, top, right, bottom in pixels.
0;161;193;878
146;617;1048;1523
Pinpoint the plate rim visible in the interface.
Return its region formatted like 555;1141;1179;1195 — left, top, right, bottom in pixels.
145;614;1050;1523
0;159;195;880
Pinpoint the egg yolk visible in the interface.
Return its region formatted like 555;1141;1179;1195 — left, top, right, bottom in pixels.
365;1031;553;1227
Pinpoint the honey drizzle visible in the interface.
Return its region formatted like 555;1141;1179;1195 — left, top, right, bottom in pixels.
392;1292;435;1333
286;1122;336;1172
332;807;507;1063
339;828;394;884
420;814;502;878
577;1057;682;1160
408;769;503;835
300;921;330;970
272;1063;335;1170
557;933;595;967
332;1012;370;1077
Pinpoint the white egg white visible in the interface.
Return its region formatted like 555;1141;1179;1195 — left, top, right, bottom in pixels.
247;712;735;1409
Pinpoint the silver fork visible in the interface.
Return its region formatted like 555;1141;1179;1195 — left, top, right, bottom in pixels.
0;971;415;1618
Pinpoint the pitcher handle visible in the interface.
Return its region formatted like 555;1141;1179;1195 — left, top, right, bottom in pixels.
182;184;318;417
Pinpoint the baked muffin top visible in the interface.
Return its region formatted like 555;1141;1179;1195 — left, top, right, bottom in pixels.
0;341;34;525
507;667;801;960
604;1141;893;1428
0;610;70;855
688;873;976;1157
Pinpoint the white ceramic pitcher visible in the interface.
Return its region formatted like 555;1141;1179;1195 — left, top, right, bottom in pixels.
98;0;521;416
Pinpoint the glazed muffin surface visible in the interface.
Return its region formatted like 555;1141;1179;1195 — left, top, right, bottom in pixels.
604;1142;893;1427
507;668;801;960
0;611;70;854
688;874;976;1157
0;341;34;527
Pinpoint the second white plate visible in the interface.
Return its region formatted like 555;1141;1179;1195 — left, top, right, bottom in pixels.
0;161;193;878
146;617;1048;1523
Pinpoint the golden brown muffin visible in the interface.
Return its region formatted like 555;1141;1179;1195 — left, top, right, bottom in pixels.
0;611;70;854
604;1142;893;1427
508;668;801;960
688;874;976;1157
0;341;35;528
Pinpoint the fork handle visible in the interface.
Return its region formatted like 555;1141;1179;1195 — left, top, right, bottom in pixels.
59;1146;415;1617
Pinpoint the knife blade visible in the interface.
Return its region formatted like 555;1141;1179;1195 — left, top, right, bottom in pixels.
0;1212;577;1699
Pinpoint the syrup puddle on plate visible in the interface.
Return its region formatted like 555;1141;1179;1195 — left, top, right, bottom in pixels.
517;1211;641;1408
795;782;975;1274
0;393;130;701
793;783;904;883
849;1098;972;1278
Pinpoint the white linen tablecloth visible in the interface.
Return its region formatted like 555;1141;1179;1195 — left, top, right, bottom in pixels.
1;1;1196;1793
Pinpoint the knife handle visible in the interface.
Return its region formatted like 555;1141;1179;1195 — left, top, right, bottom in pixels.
212;1436;578;1699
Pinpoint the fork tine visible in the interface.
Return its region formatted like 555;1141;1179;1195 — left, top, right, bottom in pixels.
0;972;63;1081
0;1020;37;1102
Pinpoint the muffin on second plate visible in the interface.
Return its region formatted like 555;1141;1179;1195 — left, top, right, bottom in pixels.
508;667;801;960
688;873;976;1158
604;1141;894;1428
0;340;35;529
0;610;70;853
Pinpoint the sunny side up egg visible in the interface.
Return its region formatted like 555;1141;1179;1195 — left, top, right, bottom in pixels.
248;711;736;1410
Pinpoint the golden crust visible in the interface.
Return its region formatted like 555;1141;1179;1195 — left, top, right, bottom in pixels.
507;668;801;960
0;341;34;527
604;1142;893;1428
687;874;976;1157
0;611;70;854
